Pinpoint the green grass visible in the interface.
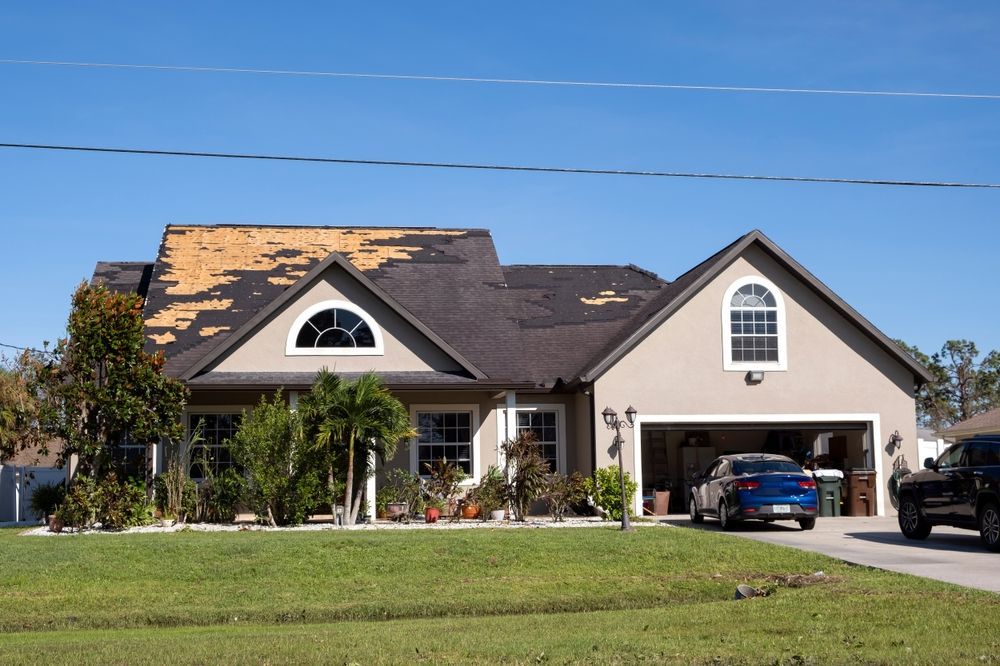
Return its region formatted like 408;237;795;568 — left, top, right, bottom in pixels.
1;525;997;664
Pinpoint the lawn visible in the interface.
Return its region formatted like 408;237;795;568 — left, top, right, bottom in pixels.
1;524;997;664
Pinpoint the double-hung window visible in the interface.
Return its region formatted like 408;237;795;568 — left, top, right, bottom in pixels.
188;413;242;478
722;276;787;371
415;410;473;476
516;410;560;473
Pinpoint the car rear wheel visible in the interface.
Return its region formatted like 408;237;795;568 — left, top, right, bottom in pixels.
798;517;816;531
979;500;1000;552
718;501;735;531
898;496;931;540
689;496;704;524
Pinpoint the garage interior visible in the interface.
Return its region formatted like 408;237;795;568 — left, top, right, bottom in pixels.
639;422;876;516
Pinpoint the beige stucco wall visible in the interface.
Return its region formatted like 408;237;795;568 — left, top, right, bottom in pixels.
211;264;463;374
593;245;918;515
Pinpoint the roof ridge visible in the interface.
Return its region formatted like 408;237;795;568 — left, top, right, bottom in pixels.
164;222;490;232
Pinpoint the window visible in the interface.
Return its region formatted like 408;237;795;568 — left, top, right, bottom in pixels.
111;433;147;480
285;299;384;356
937;443;965;469
714;460;732;478
188;413;242;478
516;410;559;472
722;276;787;371
965;440;1000;467
415;411;473;476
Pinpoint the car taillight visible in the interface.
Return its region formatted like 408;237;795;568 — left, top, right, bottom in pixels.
798;480;816;489
734;480;760;490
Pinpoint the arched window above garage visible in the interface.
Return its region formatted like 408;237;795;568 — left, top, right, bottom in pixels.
285;300;385;356
721;277;787;371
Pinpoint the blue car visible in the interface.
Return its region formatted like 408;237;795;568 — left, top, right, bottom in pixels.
689;454;819;530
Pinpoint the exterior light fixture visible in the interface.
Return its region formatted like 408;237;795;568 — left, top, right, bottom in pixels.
746;370;765;384
889;430;903;450
602;405;638;531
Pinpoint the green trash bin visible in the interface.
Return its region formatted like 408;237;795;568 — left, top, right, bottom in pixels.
813;471;843;517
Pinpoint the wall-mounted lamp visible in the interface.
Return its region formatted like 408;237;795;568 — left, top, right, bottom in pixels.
745;370;765;384
889;430;904;450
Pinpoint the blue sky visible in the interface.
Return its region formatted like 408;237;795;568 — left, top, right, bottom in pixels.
1;3;997;359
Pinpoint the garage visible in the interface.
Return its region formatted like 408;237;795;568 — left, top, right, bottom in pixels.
634;415;883;517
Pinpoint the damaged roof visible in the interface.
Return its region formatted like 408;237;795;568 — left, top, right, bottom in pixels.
90;224;931;389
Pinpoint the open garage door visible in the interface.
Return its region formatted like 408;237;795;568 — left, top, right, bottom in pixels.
636;418;879;517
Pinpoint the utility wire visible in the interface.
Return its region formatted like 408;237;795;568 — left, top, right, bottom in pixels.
1;142;998;189
0;342;56;357
2;58;998;101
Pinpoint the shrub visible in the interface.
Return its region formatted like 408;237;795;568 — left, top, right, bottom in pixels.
469;466;506;519
94;472;152;529
383;468;424;517
501;432;549;521
197;467;246;523
55;475;97;529
422;458;466;510
585;466;638;521
29;482;65;520
544;471;587;522
228;391;325;526
153;472;196;522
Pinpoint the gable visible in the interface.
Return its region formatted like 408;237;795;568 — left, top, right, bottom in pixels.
596;243;917;415
205;262;468;376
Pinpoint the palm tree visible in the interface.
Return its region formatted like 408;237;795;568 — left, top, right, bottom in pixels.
299;369;415;525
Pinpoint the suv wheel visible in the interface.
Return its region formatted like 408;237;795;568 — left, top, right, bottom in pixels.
689;496;704;524
898;496;932;540
979;500;1000;552
718;501;735;531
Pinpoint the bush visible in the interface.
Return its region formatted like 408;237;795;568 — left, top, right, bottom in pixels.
501;432;548;521
422;458;466;511
585;466;638;521
382;468;424;517
544;471;587;522
228;391;325;526
198;468;245;523
468;466;506;519
153;472;196;522
29;482;65;520
96;473;152;529
55;475;97;529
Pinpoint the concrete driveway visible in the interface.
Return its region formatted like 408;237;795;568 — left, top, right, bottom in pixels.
662;514;1000;593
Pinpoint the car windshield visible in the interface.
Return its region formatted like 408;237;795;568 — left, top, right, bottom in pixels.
732;460;802;475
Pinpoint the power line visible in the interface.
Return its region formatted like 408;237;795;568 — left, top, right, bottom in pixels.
1;141;998;189
2;58;998;101
0;342;56;357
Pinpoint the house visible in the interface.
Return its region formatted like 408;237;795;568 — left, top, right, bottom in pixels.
940;407;1000;441
90;224;931;518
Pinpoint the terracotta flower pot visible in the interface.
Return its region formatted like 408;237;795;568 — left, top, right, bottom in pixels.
424;507;441;523
48;514;64;534
461;504;480;520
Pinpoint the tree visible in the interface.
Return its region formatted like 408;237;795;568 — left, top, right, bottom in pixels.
52;283;188;476
0;350;55;462
227;391;324;526
299;370;415;525
896;339;1000;430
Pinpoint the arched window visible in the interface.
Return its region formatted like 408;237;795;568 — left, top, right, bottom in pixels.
722;277;787;371
285;300;384;356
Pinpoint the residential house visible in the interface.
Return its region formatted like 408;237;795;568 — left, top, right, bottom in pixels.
90;224;931;518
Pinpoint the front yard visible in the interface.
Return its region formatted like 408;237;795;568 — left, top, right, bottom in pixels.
1;525;997;664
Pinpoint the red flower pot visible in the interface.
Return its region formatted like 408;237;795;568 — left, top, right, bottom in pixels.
425;507;441;523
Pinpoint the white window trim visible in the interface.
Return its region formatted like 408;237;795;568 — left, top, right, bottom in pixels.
721;275;788;372
285;299;385;357
495;403;567;474
409;404;481;485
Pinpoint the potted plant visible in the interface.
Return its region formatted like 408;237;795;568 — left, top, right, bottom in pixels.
383;468;423;521
29;482;65;529
475;466;507;521
460;488;480;520
422;458;466;519
424;497;444;523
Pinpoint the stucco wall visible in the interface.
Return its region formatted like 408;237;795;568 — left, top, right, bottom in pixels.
211;264;463;374
592;245;918;514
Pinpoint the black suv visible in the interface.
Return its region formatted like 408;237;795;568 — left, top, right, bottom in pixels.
897;435;1000;551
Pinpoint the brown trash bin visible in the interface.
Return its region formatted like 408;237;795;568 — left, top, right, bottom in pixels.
846;469;876;516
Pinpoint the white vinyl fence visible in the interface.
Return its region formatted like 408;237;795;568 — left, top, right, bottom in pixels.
0;464;66;524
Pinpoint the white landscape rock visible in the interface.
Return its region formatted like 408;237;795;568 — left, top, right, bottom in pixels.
19;516;667;536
